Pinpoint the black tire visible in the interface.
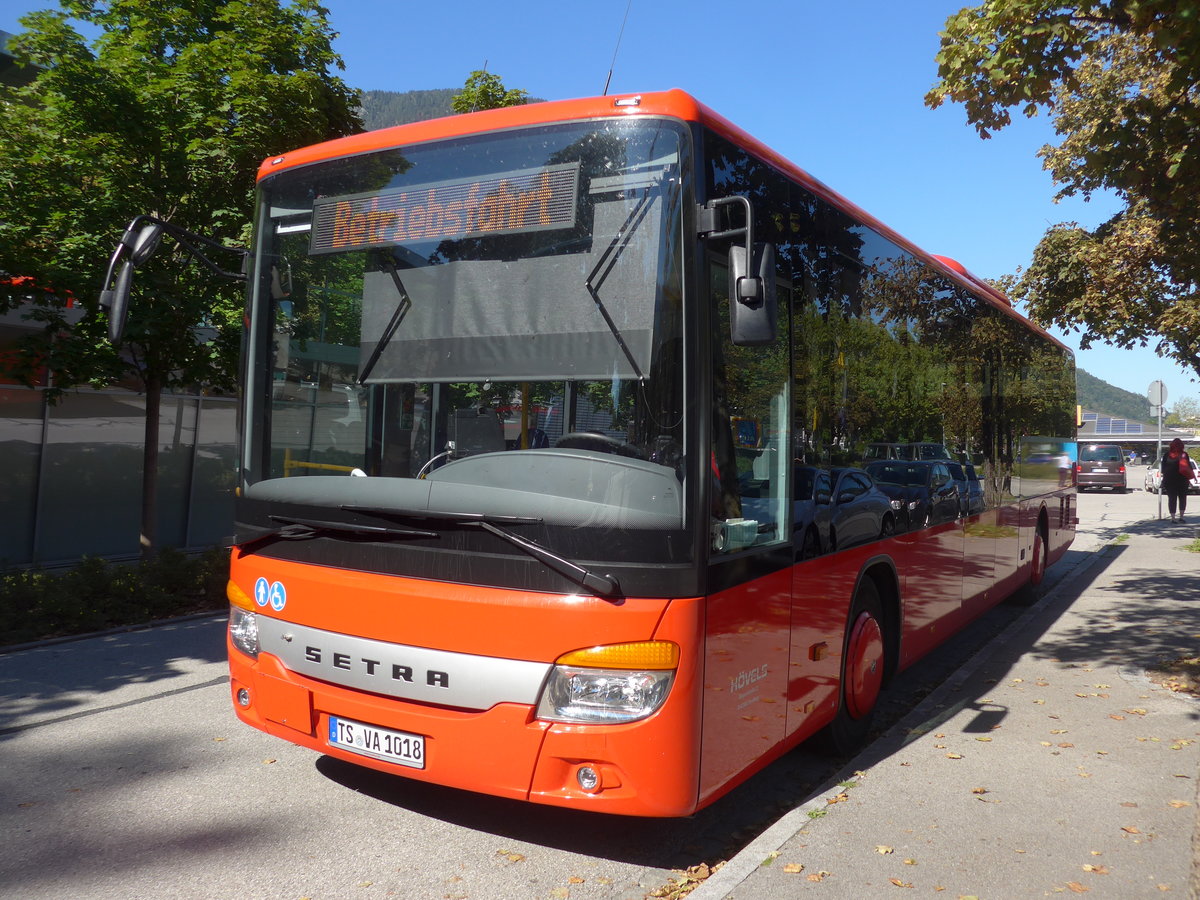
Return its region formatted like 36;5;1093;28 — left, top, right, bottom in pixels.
800;526;821;560
821;577;887;755
1007;522;1047;607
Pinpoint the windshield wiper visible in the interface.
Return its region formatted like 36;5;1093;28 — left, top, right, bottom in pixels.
358;258;413;385
474;520;622;599
343;505;622;599
238;514;438;555
584;184;660;382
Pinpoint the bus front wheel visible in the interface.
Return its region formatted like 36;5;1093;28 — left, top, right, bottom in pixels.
823;577;886;755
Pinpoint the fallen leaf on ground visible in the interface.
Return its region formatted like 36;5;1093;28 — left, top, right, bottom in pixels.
783;863;804;874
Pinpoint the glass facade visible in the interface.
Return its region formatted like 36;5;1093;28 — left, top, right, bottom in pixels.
0;386;235;566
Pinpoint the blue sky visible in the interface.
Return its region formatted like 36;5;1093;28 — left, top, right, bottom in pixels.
2;0;1195;413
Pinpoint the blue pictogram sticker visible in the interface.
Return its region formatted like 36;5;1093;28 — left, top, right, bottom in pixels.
254;577;269;607
269;580;287;612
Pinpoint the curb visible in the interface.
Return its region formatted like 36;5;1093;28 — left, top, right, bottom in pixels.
0;609;226;655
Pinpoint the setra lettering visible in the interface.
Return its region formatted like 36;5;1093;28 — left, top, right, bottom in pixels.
299;644;449;689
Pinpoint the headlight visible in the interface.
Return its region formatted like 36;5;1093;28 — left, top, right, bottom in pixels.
229;605;260;659
889;499;903;511
536;641;678;724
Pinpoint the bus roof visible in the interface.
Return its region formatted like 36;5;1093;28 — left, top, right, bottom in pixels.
256;89;1065;351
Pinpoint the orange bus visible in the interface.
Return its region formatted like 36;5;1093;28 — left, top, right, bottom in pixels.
176;90;1073;816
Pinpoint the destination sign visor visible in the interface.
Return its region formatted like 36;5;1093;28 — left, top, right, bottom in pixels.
309;162;579;255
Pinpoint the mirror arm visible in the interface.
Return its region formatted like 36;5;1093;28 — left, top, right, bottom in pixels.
98;214;248;343
698;196;757;297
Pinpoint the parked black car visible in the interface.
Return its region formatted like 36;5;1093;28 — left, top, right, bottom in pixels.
962;463;986;515
828;467;897;549
864;459;962;531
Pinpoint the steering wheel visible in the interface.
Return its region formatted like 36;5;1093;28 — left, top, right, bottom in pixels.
555;432;645;459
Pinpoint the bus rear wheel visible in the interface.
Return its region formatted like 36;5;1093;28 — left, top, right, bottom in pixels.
1007;522;1047;607
823;577;886;755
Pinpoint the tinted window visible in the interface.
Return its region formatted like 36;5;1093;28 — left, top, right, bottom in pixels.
1081;445;1124;462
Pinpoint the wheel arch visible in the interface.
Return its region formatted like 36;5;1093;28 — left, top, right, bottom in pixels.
853;556;901;684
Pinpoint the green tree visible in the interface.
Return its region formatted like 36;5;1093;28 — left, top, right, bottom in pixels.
927;3;1200;378
450;69;528;113
0;0;362;556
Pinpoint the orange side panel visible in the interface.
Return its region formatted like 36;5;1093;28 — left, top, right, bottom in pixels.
698;567;792;806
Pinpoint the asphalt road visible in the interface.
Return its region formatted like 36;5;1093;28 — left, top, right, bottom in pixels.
0;491;1151;900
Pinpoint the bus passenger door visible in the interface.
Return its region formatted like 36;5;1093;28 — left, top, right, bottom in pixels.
699;255;792;802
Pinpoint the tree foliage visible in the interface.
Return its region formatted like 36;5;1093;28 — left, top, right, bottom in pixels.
927;2;1200;378
0;0;362;551
1166;396;1200;427
450;69;528;114
360;87;457;129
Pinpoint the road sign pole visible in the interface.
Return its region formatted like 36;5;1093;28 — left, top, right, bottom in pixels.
1148;381;1167;520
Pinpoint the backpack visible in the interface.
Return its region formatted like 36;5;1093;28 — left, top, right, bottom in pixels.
1181;455;1193;479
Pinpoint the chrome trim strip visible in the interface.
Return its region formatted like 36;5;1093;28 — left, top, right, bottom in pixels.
257;617;551;710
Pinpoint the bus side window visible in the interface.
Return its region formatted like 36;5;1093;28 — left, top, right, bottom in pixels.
710;261;790;553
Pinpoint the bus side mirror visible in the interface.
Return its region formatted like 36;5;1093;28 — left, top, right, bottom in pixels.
98;220;164;343
99;260;134;343
729;242;777;346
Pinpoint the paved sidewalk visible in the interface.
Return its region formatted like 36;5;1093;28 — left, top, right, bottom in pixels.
693;509;1200;899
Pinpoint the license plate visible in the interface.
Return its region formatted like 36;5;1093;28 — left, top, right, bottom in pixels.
328;716;425;769
1092;467;1108;473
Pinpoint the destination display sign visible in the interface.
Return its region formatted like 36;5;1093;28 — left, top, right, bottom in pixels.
309;163;579;255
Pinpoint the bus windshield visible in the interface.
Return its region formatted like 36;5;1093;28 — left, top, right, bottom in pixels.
246;119;687;537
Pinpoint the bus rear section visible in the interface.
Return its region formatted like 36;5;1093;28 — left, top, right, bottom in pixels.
222;90;1075;816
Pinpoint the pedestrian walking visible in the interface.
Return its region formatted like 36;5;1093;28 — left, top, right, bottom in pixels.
1160;438;1193;522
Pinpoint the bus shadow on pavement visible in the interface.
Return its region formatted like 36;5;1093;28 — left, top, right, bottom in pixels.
314;742;850;869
